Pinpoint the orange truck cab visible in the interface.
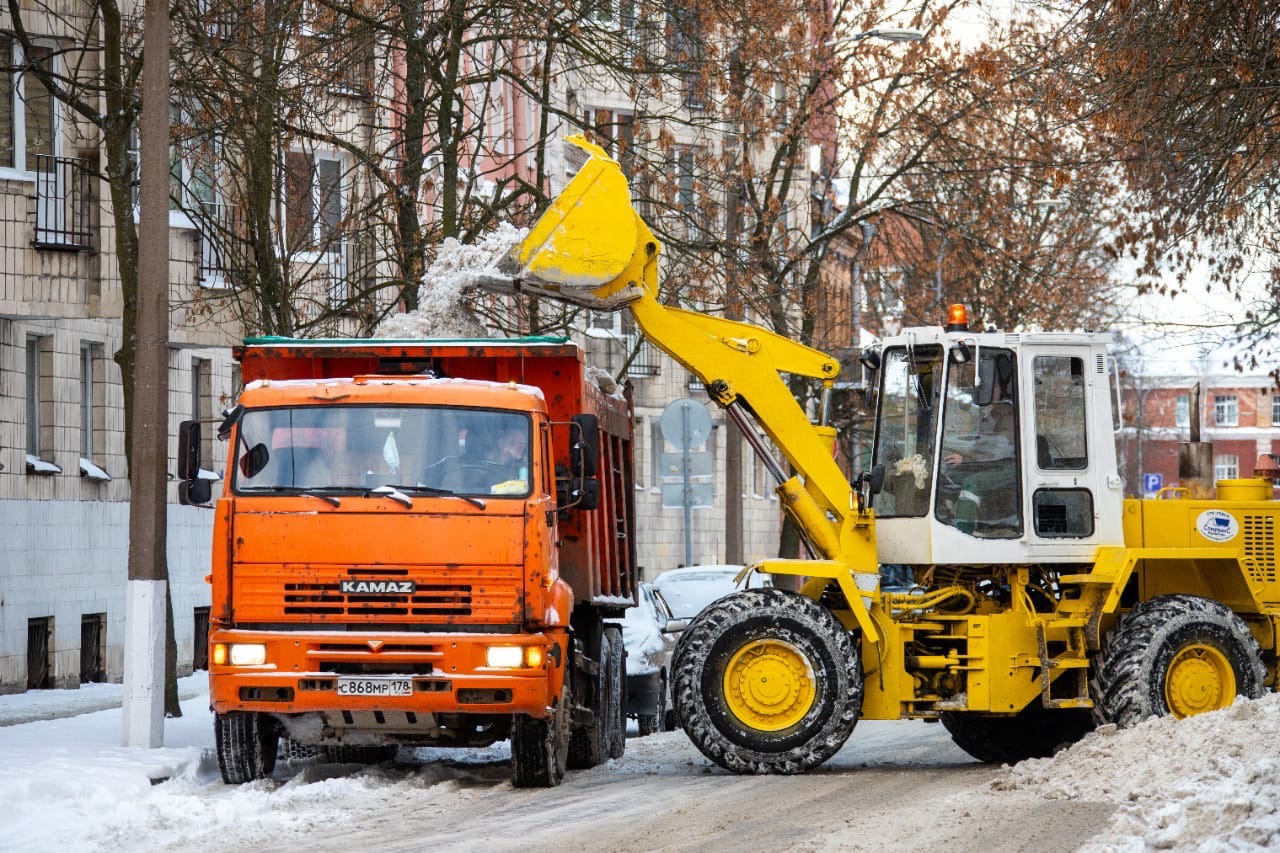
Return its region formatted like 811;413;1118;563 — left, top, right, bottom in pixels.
178;337;636;787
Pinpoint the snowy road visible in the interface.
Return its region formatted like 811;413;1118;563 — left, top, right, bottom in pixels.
8;679;1280;851
326;728;1114;853
0;681;1115;852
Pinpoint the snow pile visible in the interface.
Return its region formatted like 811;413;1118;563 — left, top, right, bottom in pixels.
376;223;528;339
997;694;1280;849
586;365;623;398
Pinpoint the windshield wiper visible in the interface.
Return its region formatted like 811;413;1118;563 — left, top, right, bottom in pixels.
371;484;486;510
238;486;341;506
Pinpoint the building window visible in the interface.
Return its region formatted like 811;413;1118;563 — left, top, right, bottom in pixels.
192;357;214;471
1272;395;1280;426
1214;394;1238;427
649;417;666;487
285;150;346;254
1;39;58;172
79;342;110;480
80;613;106;684
1215;454;1239;481
583;108;636;174
1175;394;1189;428
26;335;59;474
27;617;53;689
193;607;211;671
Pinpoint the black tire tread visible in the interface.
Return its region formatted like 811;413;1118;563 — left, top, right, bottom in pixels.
215;712;278;784
511;683;570;787
1092;593;1265;728
672;589;863;774
940;706;1094;764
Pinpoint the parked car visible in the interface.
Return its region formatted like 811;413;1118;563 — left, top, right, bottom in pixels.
650;564;774;622
621;583;686;735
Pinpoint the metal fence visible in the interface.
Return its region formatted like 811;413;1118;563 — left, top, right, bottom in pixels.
32;155;93;251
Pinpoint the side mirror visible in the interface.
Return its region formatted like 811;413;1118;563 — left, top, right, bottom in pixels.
178;420;201;480
239;443;270;478
662;618;689;634
868;464;885;495
570;414;599;478
570;477;600;511
177;421;213;506
179;479;212;506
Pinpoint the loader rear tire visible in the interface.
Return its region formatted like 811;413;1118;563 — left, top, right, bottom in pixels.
511;681;571;787
940;706;1094;765
1092;594;1264;727
672;589;862;774
215;712;278;784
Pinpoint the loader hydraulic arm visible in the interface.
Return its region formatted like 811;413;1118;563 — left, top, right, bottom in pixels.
478;137;880;634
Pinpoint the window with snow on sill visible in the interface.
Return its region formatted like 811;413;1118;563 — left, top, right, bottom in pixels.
79;457;111;481
26;453;61;475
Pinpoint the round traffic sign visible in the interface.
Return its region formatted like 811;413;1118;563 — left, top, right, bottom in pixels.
660;398;713;450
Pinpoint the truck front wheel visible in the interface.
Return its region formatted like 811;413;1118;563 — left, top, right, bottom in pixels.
215;712;278;784
1092;594;1265;727
511;682;572;787
672;589;863;774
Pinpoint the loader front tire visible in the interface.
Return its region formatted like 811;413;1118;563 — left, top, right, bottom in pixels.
1092;594;1264;727
940;706;1094;765
215;712;278;784
672;589;862;774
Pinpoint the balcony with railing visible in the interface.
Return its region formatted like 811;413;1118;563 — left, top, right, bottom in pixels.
194;201;243;288
32;155;93;251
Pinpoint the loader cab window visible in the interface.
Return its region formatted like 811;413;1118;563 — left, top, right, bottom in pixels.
1031;355;1094;538
1033;356;1088;471
935;349;1021;538
871;345;944;517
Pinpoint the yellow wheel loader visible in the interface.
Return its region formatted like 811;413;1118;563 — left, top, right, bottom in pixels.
475;135;1276;773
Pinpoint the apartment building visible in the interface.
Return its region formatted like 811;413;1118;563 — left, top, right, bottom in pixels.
0;3;392;692
1117;347;1280;498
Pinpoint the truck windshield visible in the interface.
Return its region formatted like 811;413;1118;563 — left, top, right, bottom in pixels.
233;406;532;498
871;345;944;517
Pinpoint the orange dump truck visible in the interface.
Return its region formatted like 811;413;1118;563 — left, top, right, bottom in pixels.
177;337;636;787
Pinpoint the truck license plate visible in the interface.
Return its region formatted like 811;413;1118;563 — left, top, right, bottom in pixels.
336;677;412;697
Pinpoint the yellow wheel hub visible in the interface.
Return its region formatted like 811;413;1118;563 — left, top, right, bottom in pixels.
723;639;817;732
1165;644;1236;718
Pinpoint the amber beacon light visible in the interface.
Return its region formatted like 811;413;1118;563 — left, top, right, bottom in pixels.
945;304;969;332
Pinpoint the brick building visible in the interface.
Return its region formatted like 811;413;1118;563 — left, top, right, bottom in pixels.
1117;347;1279;498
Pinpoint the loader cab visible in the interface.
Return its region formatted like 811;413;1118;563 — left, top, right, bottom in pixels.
868;310;1124;565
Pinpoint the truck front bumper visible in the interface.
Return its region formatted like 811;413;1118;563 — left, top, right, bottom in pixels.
208;628;568;719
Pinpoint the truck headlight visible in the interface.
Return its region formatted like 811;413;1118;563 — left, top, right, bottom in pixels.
229;643;267;666
485;645;524;668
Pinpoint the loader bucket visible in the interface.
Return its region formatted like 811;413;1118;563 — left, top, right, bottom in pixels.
475;134;655;311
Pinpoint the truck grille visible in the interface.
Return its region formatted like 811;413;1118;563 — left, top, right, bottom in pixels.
283;582;472;617
232;564;523;624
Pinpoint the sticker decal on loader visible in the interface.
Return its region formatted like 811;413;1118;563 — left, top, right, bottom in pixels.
1196;510;1239;543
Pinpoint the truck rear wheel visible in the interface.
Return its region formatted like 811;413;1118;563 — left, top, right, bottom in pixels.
604;625;626;759
672;589;863;774
1092;594;1265;727
940;706;1094;764
215;712;278;784
511;682;571;787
